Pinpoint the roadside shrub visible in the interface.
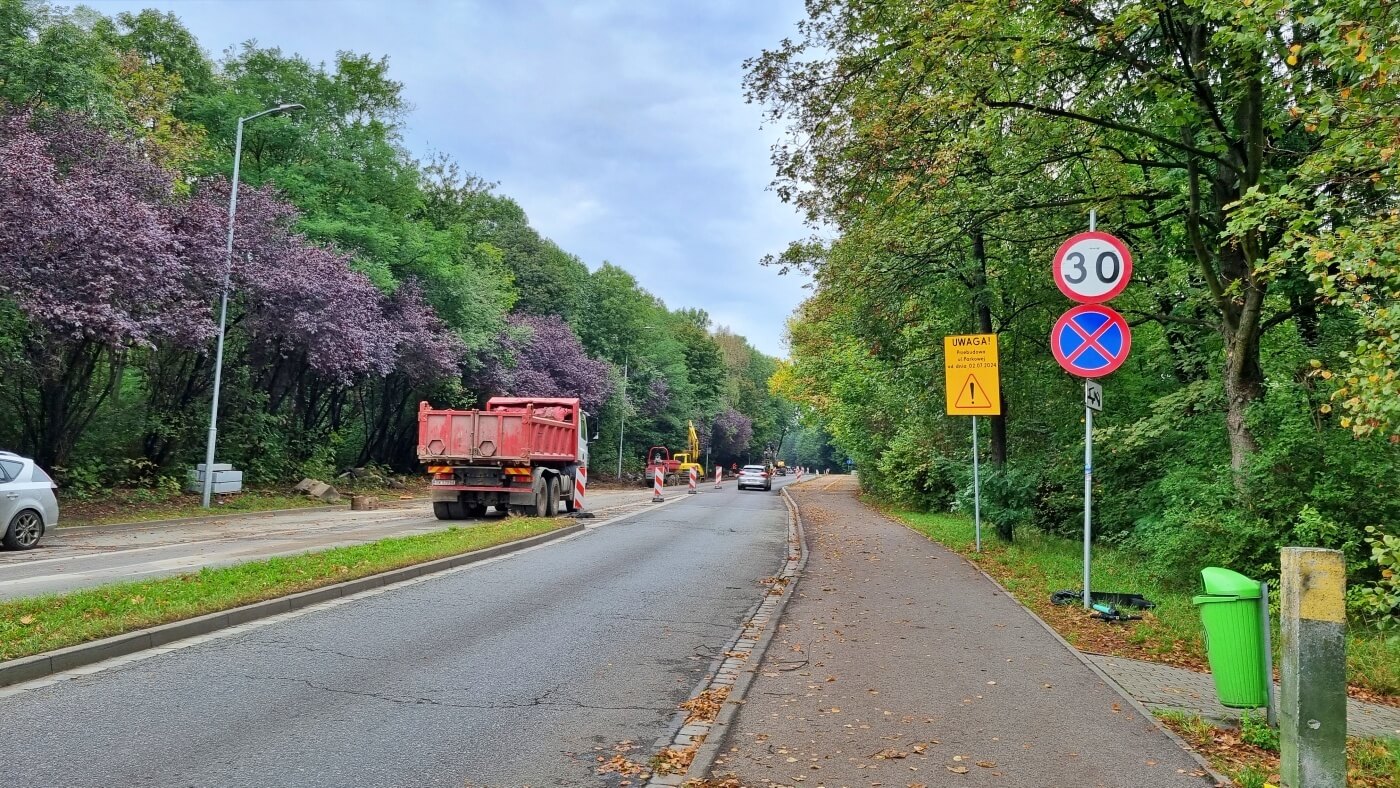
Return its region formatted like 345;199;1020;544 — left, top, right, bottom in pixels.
50;460;104;500
1240;710;1279;752
1348;526;1400;637
872;428;959;511
1130;504;1280;588
956;465;1036;542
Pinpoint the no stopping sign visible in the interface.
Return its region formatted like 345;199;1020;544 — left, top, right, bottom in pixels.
1053;231;1132;303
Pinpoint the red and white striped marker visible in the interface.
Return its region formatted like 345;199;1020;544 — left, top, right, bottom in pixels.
688;466;697;494
796;467;804;482
652;466;665;502
573;466;587;513
714;467;723;488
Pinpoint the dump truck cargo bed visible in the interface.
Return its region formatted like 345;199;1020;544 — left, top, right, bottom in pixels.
417;397;582;465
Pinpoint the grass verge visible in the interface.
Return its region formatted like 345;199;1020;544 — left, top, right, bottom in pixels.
0;516;565;662
62;484;425;527
1155;710;1400;787
882;504;1400;702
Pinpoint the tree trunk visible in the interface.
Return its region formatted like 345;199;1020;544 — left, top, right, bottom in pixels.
972;227;1008;467
1223;290;1265;477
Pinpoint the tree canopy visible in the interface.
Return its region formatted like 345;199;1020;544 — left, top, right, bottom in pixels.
0;0;793;487
747;0;1400;581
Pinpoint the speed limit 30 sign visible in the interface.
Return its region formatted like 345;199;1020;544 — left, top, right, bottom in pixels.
1052;231;1133;304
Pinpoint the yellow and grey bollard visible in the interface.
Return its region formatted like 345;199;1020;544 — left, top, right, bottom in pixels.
1279;547;1346;788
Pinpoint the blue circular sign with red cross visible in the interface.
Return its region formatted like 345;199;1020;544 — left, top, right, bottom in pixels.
1051;304;1132;378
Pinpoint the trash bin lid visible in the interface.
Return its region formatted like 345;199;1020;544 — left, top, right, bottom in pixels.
1200;567;1262;599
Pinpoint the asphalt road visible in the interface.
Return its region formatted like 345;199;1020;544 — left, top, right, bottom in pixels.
0;487;665;600
0;478;792;787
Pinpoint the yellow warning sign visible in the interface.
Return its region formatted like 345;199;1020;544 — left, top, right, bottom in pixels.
945;334;1001;416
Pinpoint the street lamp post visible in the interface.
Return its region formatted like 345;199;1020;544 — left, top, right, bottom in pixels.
614;327;654;480
616;355;628;479
201;103;304;508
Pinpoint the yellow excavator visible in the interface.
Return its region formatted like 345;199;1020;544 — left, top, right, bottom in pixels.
671;421;705;481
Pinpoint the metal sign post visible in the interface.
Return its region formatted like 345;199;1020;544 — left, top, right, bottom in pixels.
972;415;982;552
945;334;999;553
1051;210;1132;609
1083;380;1101;609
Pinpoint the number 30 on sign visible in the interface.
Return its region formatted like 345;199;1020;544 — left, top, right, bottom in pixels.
1053;231;1133;304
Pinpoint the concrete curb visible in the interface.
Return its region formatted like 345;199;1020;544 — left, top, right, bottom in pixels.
893;517;1231;786
646;485;810;786
0;523;583;688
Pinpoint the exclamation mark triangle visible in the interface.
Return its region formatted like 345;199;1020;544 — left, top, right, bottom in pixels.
954;374;994;409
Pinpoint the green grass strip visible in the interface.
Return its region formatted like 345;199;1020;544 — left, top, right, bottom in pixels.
0;517;565;662
886;505;1400;699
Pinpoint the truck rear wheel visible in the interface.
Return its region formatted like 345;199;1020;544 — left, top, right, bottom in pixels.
545;477;560;516
433;502;454;520
532;481;549;517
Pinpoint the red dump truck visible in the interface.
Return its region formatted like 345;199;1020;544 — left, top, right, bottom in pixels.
417;397;590;520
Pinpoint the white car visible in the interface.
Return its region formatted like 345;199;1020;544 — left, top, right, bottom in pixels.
0;451;59;549
737;464;771;492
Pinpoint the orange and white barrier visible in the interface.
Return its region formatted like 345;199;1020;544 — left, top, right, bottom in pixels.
652;466;665;502
796;467;804;482
574;466;586;513
688;467;697;494
714;467;723;488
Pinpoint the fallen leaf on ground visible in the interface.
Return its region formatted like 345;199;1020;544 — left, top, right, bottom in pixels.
976;760;996;768
947;765;969;774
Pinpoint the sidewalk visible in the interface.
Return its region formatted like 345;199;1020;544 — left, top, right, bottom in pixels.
707;476;1219;788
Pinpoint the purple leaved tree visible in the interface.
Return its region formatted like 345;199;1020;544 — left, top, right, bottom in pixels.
357;280;467;465
478;314;614;412
0;107;221;468
143;180;411;467
710;407;753;461
640;376;671;418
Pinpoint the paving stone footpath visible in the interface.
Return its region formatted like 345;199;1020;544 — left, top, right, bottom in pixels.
707;475;1220;788
1087;653;1400;739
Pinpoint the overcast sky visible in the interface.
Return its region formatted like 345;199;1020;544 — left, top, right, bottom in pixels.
91;0;814;357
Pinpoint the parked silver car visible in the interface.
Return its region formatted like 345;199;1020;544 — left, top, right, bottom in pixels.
0;451;59;549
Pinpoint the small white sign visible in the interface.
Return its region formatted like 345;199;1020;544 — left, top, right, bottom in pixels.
1084;380;1103;412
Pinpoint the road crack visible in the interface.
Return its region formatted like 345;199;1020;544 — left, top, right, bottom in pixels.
247;675;669;714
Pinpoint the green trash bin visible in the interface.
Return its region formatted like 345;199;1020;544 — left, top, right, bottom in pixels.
1192;567;1269;708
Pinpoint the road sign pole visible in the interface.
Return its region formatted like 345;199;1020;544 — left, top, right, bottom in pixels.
972;415;982;552
1083;385;1093;609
